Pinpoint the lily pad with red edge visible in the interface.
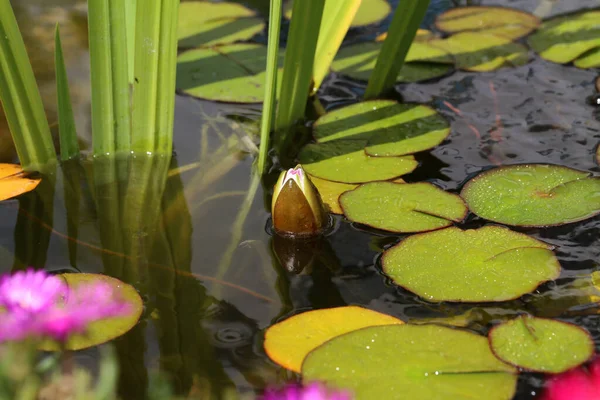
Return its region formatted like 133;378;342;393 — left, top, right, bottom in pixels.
264;306;402;373
0;164;41;201
461;164;600;227
435;6;540;40
528;10;600;69
312;100;450;156
298;140;418;184
38;273;143;351
489;316;594;373
382;226;561;303
302;324;518;400
340;182;467;233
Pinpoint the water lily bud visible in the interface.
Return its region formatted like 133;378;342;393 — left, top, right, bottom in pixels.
271;165;327;236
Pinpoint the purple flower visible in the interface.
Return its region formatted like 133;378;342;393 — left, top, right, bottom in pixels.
0;269;66;313
263;382;352;400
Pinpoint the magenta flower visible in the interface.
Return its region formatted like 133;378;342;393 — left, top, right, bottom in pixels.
0;269;66;313
541;357;600;400
262;382;352;400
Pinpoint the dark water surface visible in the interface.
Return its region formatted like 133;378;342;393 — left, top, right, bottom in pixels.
3;0;600;398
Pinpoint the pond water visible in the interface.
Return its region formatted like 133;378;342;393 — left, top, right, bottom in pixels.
2;0;600;398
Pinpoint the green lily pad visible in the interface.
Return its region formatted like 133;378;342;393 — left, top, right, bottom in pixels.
340;182;466;233
298;140;417;184
177;2;265;48
461;164;600;227
39;273;143;351
528;10;600;68
574;46;600;69
308;175;358;215
331;41;453;83
284;0;391;27
176;43;283;103
489;316;594;373
313;100;450;156
435;6;540;40
382;226;561;302
302;324;517;400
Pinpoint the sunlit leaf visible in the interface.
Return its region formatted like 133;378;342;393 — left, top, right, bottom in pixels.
39;273;143;351
528;10;600;68
461;164;600;227
382;226;561;302
302;324;517;400
284;0;390;27
489;316;594;373
435;6;540;40
298;140;417;184
340;182;466;233
178;2;265;48
264;306;402;373
309;175;358;215
0;163;41;201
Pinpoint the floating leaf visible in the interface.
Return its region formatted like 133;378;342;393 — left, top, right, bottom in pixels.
489;316;594;373
431;32;529;72
309;175;358;215
382;226;561;302
528;10;600;68
302;324;517;400
298;140;417;184
177;2;265;48
313;100;450;156
461;164;600;227
435;6;540;40
340;182;466;233
574;46;600;69
0;164;40;201
39;273;143;351
331;41;453;83
284;0;391;27
376;28;435;42
264;306;402;373
176;43;283;103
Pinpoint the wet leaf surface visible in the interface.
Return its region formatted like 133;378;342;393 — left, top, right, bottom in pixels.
302;324;517;400
308;175;358;215
382;226;561;302
461;164;600;227
264;306;402;373
489;315;594;373
284;0;391;27
340;182;466;233
0;164;41;201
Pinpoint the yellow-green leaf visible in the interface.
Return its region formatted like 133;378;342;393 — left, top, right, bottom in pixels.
309;175;358;215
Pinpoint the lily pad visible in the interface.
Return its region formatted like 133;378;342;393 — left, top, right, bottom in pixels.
528;10;600;68
39;273;143;351
264;306;402;373
302;324;517;400
0;164;41;201
177;2;265;48
431;32;530;72
574;46;600;69
435;6;540;40
313;100;450;156
308;175;358;215
489;316;594;373
331;41;453;83
284;0;391;27
176;43;283;103
461;164;600;227
340;182;467;233
298;140;418;184
382;226;561;302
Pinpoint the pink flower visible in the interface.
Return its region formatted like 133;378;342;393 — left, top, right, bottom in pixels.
262;382;352;400
541;357;600;400
0;269;66;313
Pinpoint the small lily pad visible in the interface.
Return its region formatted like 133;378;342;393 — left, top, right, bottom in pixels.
298;140;417;184
382;226;561;302
489;316;594;373
340;182;466;233
0;164;41;201
302;324;517;400
176;43;283;103
177;2;265;48
528;10;600;68
264;306;402;373
435;6;540;40
308;175;358;215
284;0;391;27
431;32;529;72
313;100;450;156
39;273;143;351
461;164;600;227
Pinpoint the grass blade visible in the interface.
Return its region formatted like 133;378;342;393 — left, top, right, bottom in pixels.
55;26;79;161
257;0;282;175
125;0;137;84
364;0;430;99
0;0;56;172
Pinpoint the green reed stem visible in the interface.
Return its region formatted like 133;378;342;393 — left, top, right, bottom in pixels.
125;0;137;84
